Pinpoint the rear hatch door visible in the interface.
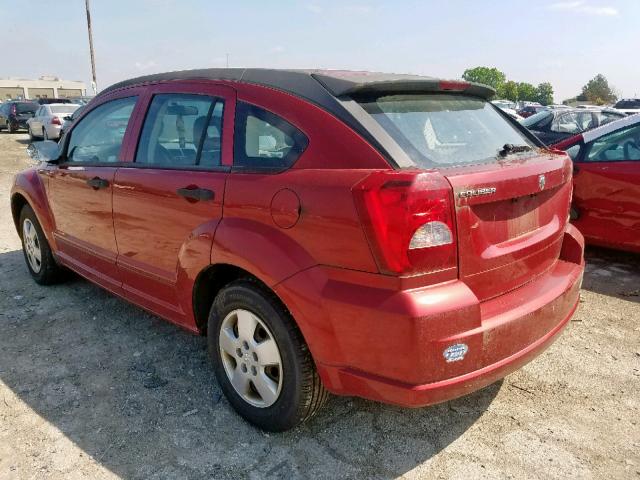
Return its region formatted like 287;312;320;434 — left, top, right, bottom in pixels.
443;152;572;301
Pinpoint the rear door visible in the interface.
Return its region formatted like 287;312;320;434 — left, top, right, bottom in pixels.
112;83;235;324
573;123;640;250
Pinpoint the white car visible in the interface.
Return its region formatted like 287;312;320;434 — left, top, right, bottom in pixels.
28;103;81;141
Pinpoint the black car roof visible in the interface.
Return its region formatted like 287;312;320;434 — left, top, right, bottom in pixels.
100;68;494;100
98;68;496;169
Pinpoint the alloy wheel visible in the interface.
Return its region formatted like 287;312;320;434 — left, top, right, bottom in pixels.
219;309;283;408
22;218;42;273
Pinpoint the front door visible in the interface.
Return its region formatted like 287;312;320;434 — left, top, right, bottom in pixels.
47;96;139;291
112;84;235;325
574;123;640;250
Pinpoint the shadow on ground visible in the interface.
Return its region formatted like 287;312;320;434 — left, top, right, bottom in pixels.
582;246;639;304
0;249;499;480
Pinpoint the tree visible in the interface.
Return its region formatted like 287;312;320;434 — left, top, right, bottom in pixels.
502;81;519;101
535;82;554;105
581;74;617;105
462;66;506;95
517;82;537;102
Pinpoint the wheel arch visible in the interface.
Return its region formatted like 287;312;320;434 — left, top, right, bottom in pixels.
192;263;283;335
10;192;29;234
11;171;57;250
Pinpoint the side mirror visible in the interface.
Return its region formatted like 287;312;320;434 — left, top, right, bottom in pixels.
26;140;61;164
63;115;72;121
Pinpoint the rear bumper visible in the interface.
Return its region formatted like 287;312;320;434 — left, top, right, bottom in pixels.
45;124;62;139
276;224;584;407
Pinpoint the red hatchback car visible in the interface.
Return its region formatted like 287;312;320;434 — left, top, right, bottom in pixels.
553;114;640;253
11;69;584;431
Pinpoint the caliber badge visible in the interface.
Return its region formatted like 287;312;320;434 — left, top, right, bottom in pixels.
458;187;497;198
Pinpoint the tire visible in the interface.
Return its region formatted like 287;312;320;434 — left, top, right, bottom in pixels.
19;204;65;285
28;125;35;141
7;120;16;133
208;280;329;431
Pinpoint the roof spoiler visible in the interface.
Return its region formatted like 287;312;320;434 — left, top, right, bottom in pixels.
311;72;495;99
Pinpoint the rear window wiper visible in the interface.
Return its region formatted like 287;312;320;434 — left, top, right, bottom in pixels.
498;144;532;157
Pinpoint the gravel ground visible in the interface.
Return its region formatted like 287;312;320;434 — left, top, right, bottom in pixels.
0;132;638;480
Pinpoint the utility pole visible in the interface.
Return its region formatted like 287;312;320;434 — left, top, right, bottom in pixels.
85;0;98;94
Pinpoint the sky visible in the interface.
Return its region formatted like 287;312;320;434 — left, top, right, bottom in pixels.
2;0;638;102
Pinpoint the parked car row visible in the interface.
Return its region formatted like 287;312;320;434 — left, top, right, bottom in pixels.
510;101;640;254
0;101;39;132
0;99;82;140
520;107;625;145
552;114;640;253
27;103;81;140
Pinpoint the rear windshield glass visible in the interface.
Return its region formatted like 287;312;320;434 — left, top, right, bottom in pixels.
16;103;38;114
50;105;79;114
357;94;535;167
521;110;553;128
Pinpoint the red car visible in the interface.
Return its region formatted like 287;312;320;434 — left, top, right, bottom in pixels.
517;105;548;118
11;69;584;431
553;114;640;253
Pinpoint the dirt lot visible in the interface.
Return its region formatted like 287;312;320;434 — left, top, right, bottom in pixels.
0;132;638;480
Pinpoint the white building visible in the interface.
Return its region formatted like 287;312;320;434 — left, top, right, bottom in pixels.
0;76;87;100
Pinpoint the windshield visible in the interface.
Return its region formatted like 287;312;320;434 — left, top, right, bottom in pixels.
521;110;553;128
51;105;80;114
357;94;535;167
16;103;38;114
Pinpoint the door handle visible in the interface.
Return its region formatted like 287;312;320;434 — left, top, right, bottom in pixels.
86;177;109;189
177;187;214;201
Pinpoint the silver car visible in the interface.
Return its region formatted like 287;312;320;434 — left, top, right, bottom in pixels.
59;104;86;138
28;103;81;141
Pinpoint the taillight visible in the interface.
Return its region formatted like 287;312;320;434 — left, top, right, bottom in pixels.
51;116;62;125
352;170;457;276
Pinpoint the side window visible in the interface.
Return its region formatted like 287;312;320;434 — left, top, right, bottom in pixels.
597;111;623;127
576;112;596;131
66;96;137;164
234;102;308;171
565;143;582;161
135;93;223;168
585;125;640;162
551;113;581;134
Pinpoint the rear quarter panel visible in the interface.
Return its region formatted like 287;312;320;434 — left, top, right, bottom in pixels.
211;82;391;286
